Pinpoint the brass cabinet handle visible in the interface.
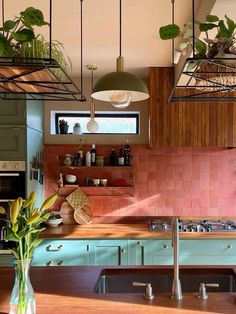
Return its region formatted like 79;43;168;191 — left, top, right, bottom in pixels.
163;244;169;249
57;260;63;266
227;245;232;249
46;261;52;266
121;248;126;254
137;241;142;246
46;244;63;252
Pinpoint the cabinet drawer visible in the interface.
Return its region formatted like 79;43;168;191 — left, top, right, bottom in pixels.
32;240;90;266
149;240;173;254
180;239;236;255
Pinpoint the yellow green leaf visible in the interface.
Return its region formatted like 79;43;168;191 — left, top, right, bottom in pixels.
26;212;41;225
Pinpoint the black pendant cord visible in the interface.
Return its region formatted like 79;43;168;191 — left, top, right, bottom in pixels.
119;0;122;57
192;0;195;58
2;0;4;36
49;0;52;60
171;0;175;66
80;0;85;101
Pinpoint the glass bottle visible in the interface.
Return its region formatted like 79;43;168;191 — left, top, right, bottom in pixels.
118;148;124;166
10;259;36;314
91;144;96;166
124;139;131;166
109;149;117;166
86;151;91;167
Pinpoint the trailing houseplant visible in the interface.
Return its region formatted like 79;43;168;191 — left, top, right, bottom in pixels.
0;192;57;314
159;14;236;66
0;6;71;74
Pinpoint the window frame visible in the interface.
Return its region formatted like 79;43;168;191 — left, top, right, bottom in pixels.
55;112;140;135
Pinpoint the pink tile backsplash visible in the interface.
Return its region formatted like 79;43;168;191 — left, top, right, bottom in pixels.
44;145;236;217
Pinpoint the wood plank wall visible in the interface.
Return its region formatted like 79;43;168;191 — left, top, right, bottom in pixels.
148;67;236;148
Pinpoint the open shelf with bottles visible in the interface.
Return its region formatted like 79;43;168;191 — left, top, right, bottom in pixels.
56;155;135;197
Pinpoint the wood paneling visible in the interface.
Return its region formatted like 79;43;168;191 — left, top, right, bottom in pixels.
149;67;236;147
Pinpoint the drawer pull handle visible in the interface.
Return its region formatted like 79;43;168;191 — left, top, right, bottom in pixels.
57;260;63;266
227;245;232;249
46;244;63;252
163;244;169;249
137;241;142;246
46;261;52;266
121;249;126;254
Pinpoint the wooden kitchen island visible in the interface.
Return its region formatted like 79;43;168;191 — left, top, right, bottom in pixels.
0;266;236;314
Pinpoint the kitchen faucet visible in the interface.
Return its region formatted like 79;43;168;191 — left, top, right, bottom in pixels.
171;217;182;300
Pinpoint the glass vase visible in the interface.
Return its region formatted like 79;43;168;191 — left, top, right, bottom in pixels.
10;259;36;314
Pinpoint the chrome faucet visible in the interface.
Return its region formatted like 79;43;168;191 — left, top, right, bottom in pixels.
171;217;182;300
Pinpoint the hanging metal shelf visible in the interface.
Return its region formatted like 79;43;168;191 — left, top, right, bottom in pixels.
0;57;85;101
170;57;236;102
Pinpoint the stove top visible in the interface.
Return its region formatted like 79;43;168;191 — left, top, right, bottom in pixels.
149;219;236;233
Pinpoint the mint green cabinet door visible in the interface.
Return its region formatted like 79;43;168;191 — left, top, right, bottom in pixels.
89;240;128;265
32;240;89;266
0;99;25;125
149;240;173;265
129;240;149;265
0;127;26;160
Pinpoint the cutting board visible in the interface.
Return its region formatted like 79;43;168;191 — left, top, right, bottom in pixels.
59;201;76;224
73;203;93;225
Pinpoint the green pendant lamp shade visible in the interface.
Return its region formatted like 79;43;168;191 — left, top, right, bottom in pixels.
91;1;149;108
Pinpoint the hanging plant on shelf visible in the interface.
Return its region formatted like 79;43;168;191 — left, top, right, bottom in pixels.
0;6;71;75
159;14;236;69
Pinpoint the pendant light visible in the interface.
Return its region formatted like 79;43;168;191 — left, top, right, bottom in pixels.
91;0;149;108
86;64;99;133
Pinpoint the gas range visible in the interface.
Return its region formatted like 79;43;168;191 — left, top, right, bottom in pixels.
149;219;236;233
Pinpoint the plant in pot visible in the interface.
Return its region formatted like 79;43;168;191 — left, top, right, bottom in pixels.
159;14;236;68
73;122;82;135
58;119;69;134
0;192;57;314
0;6;71;76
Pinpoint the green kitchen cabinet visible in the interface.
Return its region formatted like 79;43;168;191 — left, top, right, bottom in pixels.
0;126;26;160
32;239;90;266
149;239;173;265
89;240;128;265
0;99;26;125
129;239;149;265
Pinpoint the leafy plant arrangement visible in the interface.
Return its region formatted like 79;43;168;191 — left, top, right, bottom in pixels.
0;192;57;314
159;14;236;62
0;6;71;74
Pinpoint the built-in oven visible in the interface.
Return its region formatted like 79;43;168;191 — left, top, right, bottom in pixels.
0;161;26;249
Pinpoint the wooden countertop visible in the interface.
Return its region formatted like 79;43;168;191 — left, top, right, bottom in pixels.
41;224;236;239
0;266;236;314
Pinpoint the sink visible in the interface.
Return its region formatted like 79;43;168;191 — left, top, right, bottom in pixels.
95;268;236;294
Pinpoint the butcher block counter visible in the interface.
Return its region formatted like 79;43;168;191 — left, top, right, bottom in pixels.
0;266;236;314
41;223;236;239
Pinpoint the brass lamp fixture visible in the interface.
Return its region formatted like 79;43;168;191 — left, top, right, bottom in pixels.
91;0;149;108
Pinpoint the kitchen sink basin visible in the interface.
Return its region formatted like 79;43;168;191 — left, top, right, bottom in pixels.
95;268;236;294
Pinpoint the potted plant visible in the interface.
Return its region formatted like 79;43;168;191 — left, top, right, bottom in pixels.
0;192;57;314
73;122;82;135
159;14;236;68
0;6;71;74
58;119;69;134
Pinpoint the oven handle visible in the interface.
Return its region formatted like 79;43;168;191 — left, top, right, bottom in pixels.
0;173;19;176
